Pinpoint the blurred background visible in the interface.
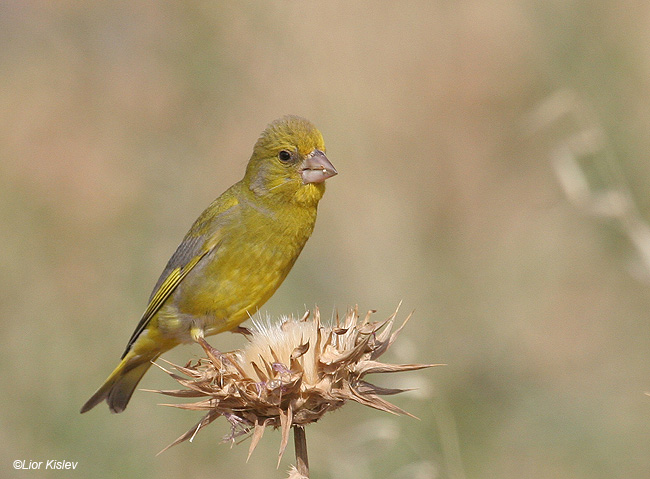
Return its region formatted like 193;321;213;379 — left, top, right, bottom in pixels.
2;2;650;478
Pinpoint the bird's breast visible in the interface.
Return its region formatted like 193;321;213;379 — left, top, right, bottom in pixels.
169;206;317;334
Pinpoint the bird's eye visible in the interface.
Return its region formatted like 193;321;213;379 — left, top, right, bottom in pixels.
278;150;292;162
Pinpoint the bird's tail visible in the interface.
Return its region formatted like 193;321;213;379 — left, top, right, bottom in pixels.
80;352;158;414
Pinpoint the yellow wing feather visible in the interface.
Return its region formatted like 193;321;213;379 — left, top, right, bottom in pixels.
121;248;212;358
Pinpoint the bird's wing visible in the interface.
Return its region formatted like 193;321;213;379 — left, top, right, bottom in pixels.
120;193;240;358
120;231;223;359
147;234;207;302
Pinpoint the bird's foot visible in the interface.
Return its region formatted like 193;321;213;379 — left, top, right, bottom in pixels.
196;336;223;363
231;325;253;339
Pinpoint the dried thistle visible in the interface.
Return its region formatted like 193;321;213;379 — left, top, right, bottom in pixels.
152;305;437;475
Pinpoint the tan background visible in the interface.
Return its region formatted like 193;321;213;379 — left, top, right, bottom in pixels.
3;2;650;478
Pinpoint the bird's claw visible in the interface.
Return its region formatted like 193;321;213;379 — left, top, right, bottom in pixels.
196;336;223;361
231;325;253;339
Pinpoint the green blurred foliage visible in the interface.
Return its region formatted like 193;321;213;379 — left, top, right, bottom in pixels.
2;2;650;478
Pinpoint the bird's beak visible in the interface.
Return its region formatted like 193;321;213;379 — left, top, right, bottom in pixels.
300;150;337;184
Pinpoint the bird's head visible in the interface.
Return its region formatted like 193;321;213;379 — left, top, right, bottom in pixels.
245;116;337;206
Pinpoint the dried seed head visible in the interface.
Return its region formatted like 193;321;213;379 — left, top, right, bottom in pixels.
153;306;438;460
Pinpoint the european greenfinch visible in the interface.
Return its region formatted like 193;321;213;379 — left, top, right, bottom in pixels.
81;116;337;413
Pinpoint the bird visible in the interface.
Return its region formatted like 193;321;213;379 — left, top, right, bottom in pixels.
81;115;337;414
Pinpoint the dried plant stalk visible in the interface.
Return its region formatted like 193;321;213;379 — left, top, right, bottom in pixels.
293;426;308;477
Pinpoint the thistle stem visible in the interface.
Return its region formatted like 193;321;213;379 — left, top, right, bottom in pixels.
293;426;309;478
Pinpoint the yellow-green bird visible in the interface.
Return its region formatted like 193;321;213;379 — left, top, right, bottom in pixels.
81;116;337;414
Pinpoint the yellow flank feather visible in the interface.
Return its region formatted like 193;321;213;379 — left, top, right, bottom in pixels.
81;116;337;414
